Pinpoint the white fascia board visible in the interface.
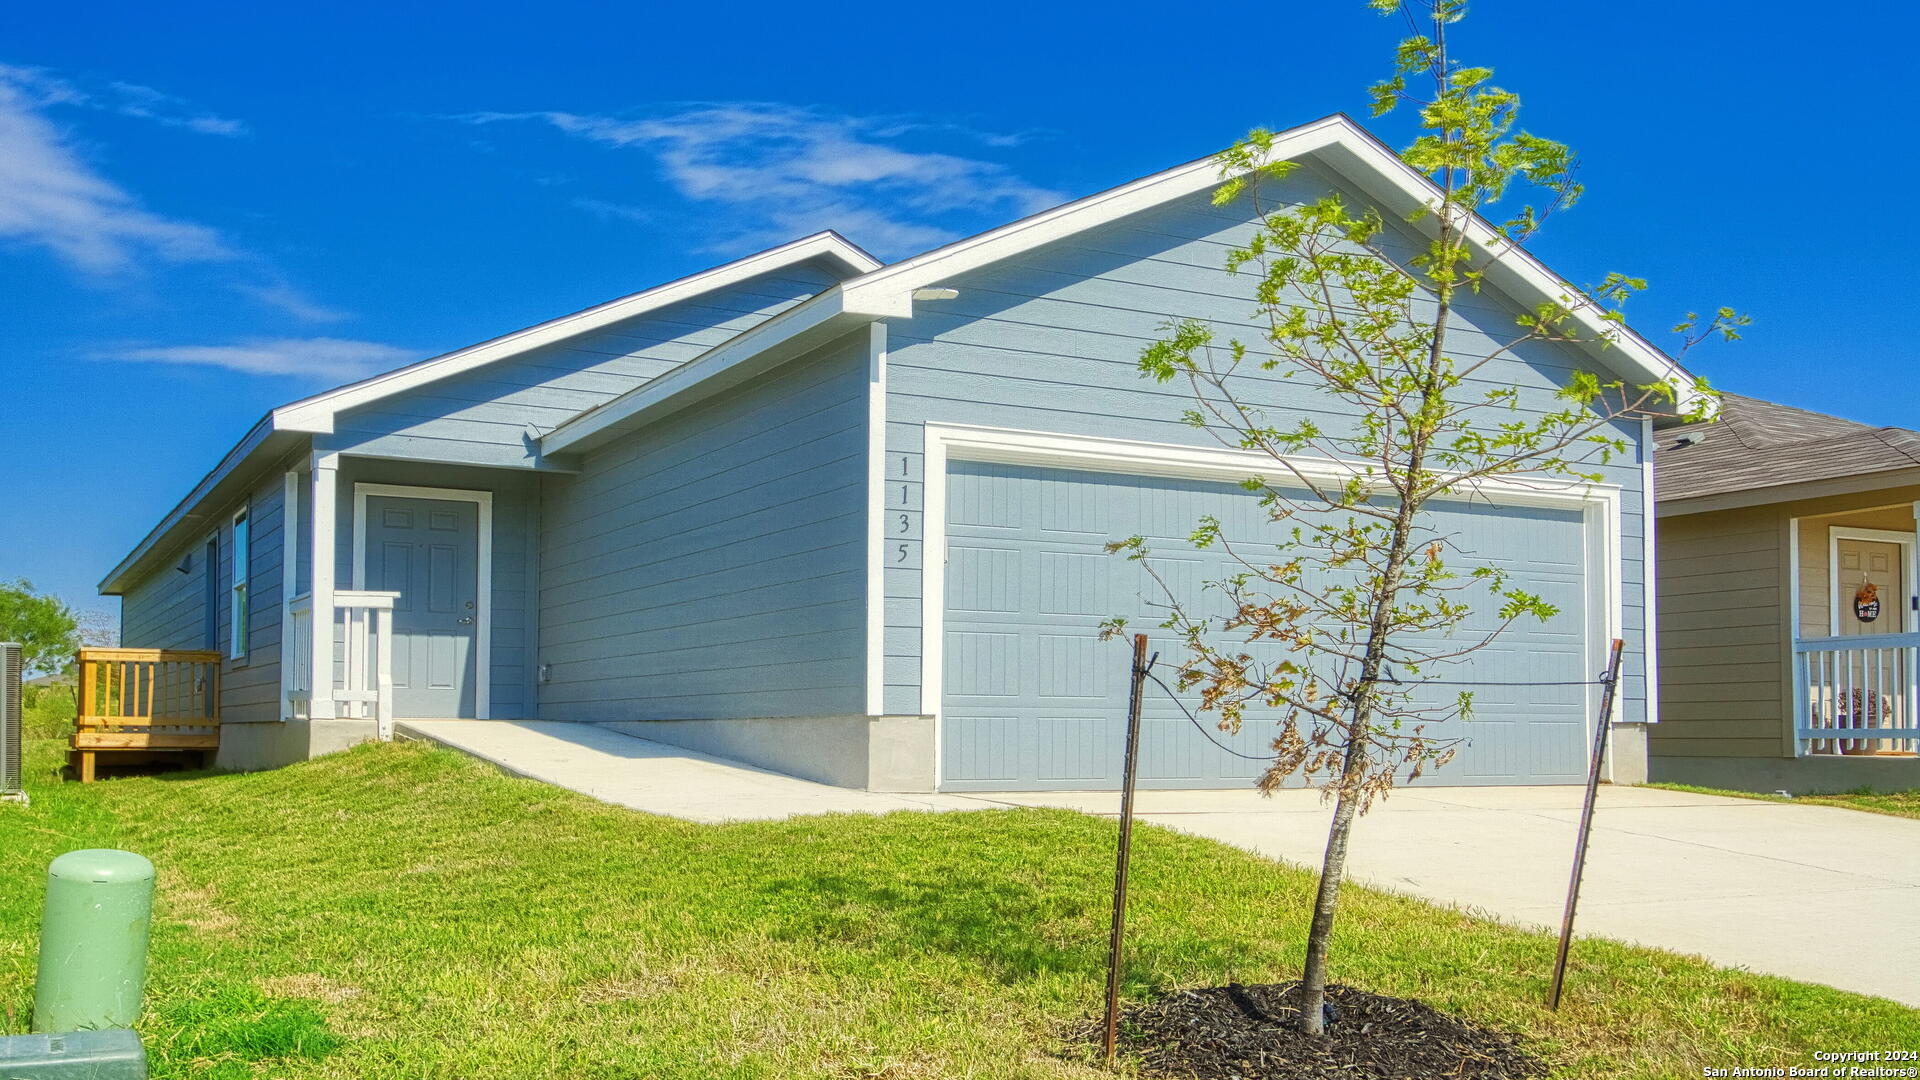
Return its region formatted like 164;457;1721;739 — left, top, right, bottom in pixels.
98;416;290;595
542;287;869;455
541;115;1704;459
842;114;1700;411
838;115;1341;315
1305;133;1700;408
272;231;879;434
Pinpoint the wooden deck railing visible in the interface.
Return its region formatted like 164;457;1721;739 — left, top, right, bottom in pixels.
71;647;222;782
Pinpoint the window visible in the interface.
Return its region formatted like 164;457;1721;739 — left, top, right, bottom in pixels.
229;507;250;660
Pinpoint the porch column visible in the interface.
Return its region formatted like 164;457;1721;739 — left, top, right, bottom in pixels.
308;453;339;720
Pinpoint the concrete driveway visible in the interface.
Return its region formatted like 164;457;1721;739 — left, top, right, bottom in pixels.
398;722;1919;1008
989;785;1920;1008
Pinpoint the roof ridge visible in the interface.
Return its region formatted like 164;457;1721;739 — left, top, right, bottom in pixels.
1868;425;1920;466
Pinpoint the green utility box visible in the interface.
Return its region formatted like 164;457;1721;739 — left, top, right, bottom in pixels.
0;1028;145;1078
34;850;153;1033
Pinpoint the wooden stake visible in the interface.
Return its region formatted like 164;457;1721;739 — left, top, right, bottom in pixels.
1548;637;1626;1010
1102;633;1150;1064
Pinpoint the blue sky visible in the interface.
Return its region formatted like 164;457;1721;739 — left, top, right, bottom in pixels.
1;1;1913;618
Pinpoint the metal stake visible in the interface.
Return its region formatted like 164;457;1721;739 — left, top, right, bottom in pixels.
1102;633;1150;1063
1547;637;1626;1010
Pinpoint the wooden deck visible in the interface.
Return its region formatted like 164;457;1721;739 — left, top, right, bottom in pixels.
71;647;221;782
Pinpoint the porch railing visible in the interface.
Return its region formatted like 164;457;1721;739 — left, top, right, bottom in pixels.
287;592;313;719
71;648;221;782
1794;633;1920;756
286;590;398;739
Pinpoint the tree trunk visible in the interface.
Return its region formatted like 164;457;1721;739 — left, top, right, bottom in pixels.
1295;745;1365;1034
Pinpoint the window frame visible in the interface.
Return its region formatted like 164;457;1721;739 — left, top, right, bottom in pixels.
229;505;251;661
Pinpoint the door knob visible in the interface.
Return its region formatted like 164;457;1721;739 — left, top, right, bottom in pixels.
458;616;474;625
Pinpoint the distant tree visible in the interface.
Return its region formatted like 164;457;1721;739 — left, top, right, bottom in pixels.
75;608;119;651
0;579;81;678
1105;0;1740;1034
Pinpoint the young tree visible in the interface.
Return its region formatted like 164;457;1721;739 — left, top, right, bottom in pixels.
1107;0;1740;1034
0;579;81;678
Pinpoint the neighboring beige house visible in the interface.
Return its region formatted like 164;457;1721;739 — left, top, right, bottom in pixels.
1655;395;1920;792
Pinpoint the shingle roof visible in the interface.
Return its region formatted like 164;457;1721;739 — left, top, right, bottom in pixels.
1656;394;1920;503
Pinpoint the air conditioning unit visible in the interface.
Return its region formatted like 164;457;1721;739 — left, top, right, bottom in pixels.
1;642;24;803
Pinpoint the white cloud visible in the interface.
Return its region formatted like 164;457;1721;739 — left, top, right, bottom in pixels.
234;281;349;323
109;338;417;381
0;63;346;326
0;65;250;136
0;71;231;272
461;103;1062;257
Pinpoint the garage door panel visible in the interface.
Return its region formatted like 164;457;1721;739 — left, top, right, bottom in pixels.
941;460;1593;791
1037;551;1114;616
946;630;1022;698
949;472;1025;529
1140;715;1271;784
948;544;1021;614
946;715;1023;784
1037;634;1106;698
1037;716;1110;782
1040;473;1125;535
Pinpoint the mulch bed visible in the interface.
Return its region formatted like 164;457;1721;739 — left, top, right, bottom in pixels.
1087;981;1548;1079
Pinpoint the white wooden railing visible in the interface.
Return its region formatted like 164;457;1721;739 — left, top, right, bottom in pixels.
287;593;314;719
1794;633;1920;756
286;590;399;740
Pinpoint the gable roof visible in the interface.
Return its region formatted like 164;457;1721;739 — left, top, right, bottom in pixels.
544;113;1705;455
99;231;878;595
1656;394;1920;507
271;231;879;433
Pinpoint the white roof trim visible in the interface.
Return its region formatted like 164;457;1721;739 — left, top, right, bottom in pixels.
545;115;1704;454
272;230;879;434
99;231;877;595
840;113;1693;399
544;289;860;454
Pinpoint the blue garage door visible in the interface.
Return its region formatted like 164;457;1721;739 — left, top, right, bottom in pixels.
940;461;1591;791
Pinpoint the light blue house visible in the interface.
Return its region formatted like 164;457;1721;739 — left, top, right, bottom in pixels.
101;115;1695;792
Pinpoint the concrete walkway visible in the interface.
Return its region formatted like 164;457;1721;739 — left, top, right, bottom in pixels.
990;786;1920;1008
395;720;982;823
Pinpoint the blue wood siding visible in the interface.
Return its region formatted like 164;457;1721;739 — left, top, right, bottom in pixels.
883;164;1650;729
537;331;869;721
329;459;540;718
119;464;289;723
325;262;846;469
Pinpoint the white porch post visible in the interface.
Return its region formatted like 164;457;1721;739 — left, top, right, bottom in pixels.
375;603;395;739
309;452;339;720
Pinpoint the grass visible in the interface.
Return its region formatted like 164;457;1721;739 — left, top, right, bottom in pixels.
1648;782;1920;821
2;741;1913;1079
20;685;75;741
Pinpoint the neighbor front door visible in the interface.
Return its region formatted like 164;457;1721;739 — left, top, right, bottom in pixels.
1835;538;1905;637
363;494;481;717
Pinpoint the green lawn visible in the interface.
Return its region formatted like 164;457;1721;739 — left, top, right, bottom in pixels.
2;741;1912;1079
1648;782;1920;821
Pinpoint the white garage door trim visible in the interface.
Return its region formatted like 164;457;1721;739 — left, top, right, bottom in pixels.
918;421;1625;783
